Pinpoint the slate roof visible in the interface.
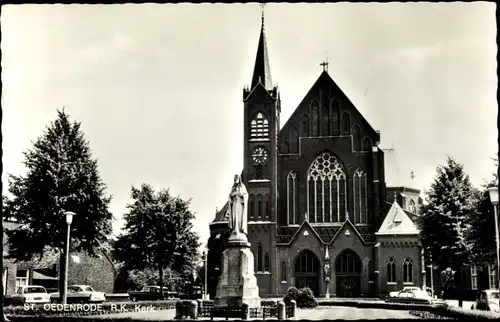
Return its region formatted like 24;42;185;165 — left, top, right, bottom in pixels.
376;200;420;235
211;202;229;223
251;19;273;90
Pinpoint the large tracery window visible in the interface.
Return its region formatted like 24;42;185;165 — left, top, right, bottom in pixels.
353;168;368;224
307;152;347;223
250;113;269;140
287;171;298;225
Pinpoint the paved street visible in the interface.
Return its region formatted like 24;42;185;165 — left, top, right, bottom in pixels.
95;307;420;320
295;307;420;320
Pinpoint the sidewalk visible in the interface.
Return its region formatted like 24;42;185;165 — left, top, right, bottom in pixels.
444;300;475;310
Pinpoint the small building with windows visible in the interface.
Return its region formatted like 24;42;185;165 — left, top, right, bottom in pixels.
206;16;427;298
3;220;116;295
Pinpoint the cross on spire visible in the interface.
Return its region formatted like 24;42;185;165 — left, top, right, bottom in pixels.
260;3;266;29
320;61;329;72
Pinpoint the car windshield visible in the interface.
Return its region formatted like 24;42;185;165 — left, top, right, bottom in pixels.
490;292;500;299
25;287;46;294
83;286;93;292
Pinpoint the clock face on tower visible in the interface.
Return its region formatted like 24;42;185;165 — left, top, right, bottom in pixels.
252;147;269;165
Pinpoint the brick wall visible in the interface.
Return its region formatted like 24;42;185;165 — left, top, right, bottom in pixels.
377;236;422;295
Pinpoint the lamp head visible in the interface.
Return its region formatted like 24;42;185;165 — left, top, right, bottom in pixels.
488;186;499;205
64;211;76;225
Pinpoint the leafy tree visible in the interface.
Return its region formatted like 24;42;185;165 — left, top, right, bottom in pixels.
4;109;113;301
113;184;200;299
417;156;479;306
466;157;499;268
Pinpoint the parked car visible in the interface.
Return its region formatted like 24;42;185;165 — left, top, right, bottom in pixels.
10;285;51;306
50;285;106;304
388;286;421;298
471;289;499;312
386;288;444;305
128;286;176;302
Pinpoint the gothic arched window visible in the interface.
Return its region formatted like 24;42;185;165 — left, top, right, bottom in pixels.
353;168;368;224
264;194;270;220
257;244;263;272
363;137;372;152
250;113;269;140
281;261;287;282
249;194;255;220
256;194;263;219
351;125;361;151
287;171;298;225
264;253;270;272
311;101;319;137
290;127;299;154
321;102;329;136
403;258;413;283
342;112;351;135
282;141;289;154
307;152;346;223
387;257;396;283
408;200;416;214
301;114;310;137
330;99;340;135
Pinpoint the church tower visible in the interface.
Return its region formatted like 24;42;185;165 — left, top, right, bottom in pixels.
242;11;280;224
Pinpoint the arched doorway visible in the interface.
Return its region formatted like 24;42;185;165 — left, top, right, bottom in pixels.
294;250;320;296
335;249;362;297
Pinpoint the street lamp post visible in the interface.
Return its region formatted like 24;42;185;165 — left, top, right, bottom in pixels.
428;252;434;299
203;248;209;301
61;211;75;305
488;187;499;291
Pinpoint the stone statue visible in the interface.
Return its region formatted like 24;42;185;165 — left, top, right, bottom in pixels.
227;174;248;238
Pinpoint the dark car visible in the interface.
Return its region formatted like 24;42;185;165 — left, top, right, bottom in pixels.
128;286;176;302
471;289;499;312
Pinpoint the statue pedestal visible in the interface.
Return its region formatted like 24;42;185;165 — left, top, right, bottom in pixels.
214;238;261;308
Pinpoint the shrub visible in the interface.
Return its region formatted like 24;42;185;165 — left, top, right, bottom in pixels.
282;286;299;305
296;287;318;309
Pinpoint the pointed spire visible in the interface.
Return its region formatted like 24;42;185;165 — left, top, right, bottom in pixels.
251;4;273;90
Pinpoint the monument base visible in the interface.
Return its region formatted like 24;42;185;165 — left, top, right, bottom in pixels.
214;239;261;309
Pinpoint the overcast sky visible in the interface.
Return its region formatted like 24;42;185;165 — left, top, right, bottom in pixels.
2;3;497;246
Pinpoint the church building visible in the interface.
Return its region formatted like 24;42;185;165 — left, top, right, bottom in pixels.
207;16;425;299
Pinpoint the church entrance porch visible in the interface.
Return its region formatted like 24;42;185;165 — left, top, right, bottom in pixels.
294;250;320;297
335;249;362;297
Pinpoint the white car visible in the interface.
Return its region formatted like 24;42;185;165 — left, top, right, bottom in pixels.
11;285;51;306
389;286;422;298
50;285;106;303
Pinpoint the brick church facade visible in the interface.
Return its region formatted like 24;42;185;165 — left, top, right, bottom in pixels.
207;18;425;298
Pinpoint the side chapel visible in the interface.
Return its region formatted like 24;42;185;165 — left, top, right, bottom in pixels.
207;16;425;298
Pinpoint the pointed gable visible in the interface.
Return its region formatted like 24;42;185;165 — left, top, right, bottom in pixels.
328;219;366;245
285;220;324;246
278;70;379;141
376;201;419;235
